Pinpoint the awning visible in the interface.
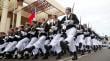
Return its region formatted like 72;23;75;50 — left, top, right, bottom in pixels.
23;0;65;16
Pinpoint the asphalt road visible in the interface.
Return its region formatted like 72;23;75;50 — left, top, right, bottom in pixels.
0;48;110;61
64;48;110;61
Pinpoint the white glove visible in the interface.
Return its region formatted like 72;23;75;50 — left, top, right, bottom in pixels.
15;35;20;38
61;24;66;30
51;26;57;31
68;20;74;25
36;27;44;31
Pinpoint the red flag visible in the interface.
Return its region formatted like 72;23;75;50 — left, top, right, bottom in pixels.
28;8;36;25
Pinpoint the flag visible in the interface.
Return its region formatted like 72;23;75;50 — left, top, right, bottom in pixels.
28;8;37;25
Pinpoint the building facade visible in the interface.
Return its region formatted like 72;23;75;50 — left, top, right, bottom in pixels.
0;0;65;33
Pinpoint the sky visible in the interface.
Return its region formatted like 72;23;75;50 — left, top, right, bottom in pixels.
55;0;110;36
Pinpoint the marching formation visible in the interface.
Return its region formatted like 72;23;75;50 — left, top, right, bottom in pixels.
0;7;103;60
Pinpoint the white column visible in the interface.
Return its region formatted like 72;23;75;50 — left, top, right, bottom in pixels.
0;0;9;32
16;6;22;27
5;17;11;33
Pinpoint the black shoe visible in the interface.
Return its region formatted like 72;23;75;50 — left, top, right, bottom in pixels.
13;54;17;59
72;53;78;60
42;56;48;59
72;56;78;60
0;56;3;59
56;53;62;59
52;51;57;56
5;52;12;59
24;51;30;59
0;53;4;59
32;55;38;59
81;51;85;55
81;53;84;55
56;55;61;59
24;54;29;59
88;50;91;53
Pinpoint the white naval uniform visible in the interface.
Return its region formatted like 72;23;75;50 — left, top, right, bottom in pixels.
25;37;37;49
99;41;102;45
15;37;30;51
49;34;63;54
92;38;97;46
66;27;76;37
67;37;76;52
15;31;31;51
85;37;92;46
65;27;77;52
95;39;100;46
97;40;100;46
32;36;46;55
0;42;8;53
3;41;17;52
75;39;79;47
2;36;17;53
76;34;85;50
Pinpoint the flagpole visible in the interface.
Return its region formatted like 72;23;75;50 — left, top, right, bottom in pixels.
80;16;81;29
34;7;37;21
80;16;81;25
72;2;75;13
88;22;89;28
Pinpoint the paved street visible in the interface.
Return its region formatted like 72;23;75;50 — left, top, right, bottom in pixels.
0;48;110;61
63;48;110;61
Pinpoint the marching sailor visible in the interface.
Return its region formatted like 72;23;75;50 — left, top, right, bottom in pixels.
23;28;47;59
0;32;8;58
2;29;18;59
22;20;48;59
43;15;62;59
13;25;31;59
75;24;85;55
91;31;97;52
61;7;79;60
22;21;39;59
83;24;92;53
